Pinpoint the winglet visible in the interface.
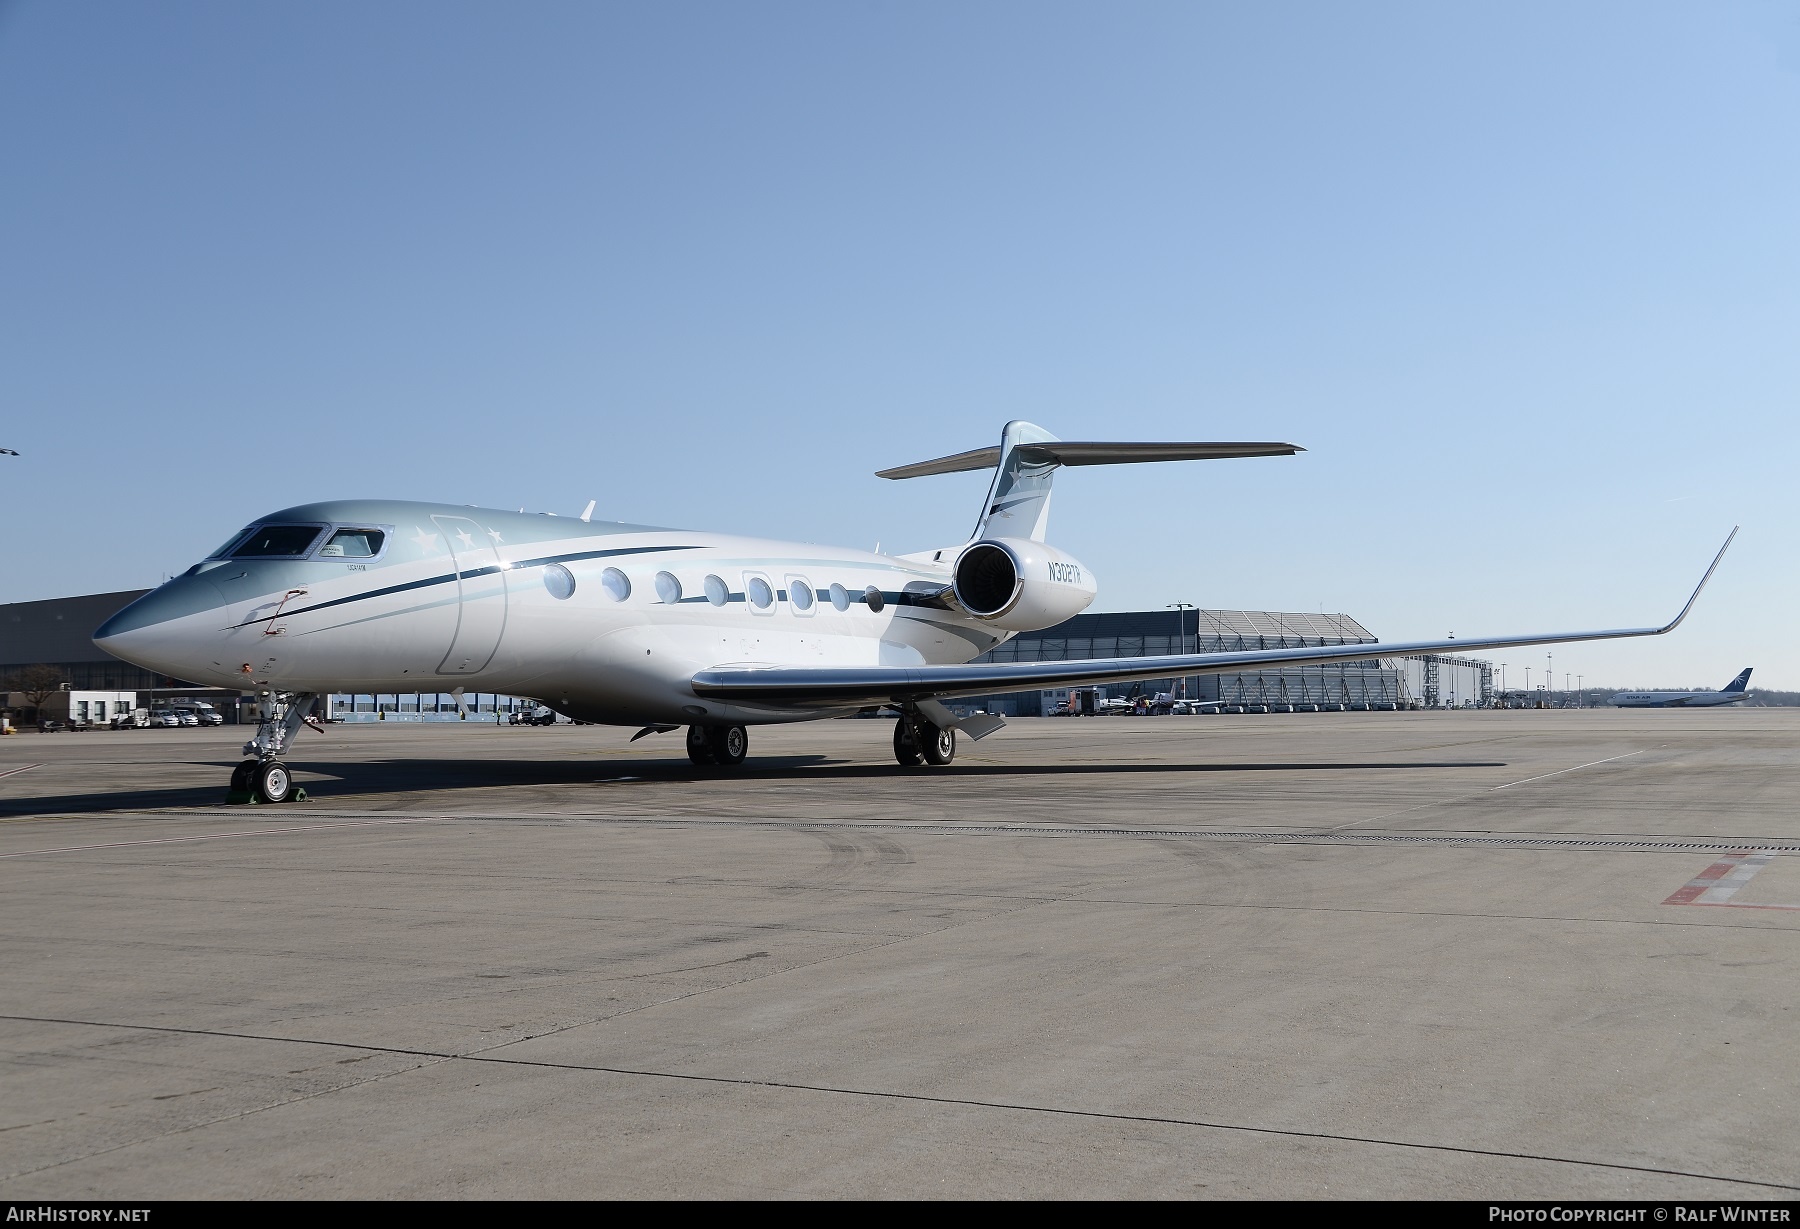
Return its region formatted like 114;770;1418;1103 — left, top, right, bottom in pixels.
580;500;596;523
1656;526;1737;635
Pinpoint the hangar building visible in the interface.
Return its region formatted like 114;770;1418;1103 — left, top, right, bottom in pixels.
962;607;1492;716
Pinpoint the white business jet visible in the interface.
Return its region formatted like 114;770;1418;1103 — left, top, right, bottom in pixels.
94;422;1736;802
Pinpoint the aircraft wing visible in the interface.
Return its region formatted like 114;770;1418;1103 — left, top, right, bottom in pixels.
692;529;1737;710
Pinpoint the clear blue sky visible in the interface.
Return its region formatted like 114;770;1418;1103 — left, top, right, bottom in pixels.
3;1;1795;688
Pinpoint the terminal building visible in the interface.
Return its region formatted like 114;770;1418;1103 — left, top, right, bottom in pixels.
2;590;1491;724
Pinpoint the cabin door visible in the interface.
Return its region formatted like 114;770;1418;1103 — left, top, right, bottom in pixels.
432;515;508;675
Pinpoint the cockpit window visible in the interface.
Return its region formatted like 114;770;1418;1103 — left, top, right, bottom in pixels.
230;525;327;558
317;528;385;558
208;528;256;559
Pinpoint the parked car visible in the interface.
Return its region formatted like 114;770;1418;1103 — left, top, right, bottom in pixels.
150;710;183;728
509;705;559;726
111;710;149;729
37;719;67;732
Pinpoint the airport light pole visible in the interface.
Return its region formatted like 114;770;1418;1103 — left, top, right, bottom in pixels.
1166;602;1195;699
1547;652;1553;706
1577;674;1583;708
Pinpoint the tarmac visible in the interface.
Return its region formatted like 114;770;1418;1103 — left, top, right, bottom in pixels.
1;709;1796;1199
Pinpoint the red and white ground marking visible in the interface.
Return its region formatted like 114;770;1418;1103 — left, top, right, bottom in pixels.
0;763;41;779
1663;850;1800;911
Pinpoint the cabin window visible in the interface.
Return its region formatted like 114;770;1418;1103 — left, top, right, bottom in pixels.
601;568;631;602
543;563;576;600
655;571;682;604
863;585;885;612
230;525;326;558
789;578;814;612
828;582;851;612
317;528;385;558
747;576;774;610
704;574;729;606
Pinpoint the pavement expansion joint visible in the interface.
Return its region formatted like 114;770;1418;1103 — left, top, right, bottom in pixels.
287;810;1800;854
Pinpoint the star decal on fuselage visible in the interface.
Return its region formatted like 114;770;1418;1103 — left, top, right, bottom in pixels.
411;526;439;553
455;528;476;548
487;528;504;543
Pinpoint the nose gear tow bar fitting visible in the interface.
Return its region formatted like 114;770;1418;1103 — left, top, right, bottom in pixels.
227;690;318;805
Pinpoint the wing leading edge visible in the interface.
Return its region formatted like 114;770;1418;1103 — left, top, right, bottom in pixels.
691;529;1738;709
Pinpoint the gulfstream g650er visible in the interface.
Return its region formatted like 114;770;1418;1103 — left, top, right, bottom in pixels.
94;423;1736;802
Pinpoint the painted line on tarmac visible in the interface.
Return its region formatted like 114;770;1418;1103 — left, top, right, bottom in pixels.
1331;748;1652;829
1;1012;1795;1193
1489;750;1647;790
0;816;447;859
0;764;41;779
1664;850;1800;911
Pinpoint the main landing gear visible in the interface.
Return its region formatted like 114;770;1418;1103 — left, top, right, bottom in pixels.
228;691;317;804
686;723;748;768
893;714;956;767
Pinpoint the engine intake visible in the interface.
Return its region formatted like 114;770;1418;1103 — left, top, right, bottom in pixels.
951;538;1097;631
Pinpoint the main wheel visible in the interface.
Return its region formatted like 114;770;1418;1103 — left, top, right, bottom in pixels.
921;721;956;766
229;760;257;793
707;724;748;766
685;725;714;766
254;760;292;804
893;719;924;766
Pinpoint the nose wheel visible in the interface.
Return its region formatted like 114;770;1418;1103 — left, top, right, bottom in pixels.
227;758;304;803
254;760;293;803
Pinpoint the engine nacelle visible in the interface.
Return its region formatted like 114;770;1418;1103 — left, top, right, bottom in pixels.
952;538;1098;632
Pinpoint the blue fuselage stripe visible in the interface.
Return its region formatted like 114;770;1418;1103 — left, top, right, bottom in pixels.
230;545;703;628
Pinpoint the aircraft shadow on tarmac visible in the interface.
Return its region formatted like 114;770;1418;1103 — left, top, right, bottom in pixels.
0;756;1508;817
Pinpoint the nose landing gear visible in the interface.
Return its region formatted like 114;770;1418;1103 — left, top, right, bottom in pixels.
227;691;317;804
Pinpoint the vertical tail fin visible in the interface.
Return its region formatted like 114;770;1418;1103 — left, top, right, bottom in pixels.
974;421;1061;542
1722;668;1753;693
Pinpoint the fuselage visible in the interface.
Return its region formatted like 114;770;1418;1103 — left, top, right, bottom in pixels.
94;499;1018;727
1608;690;1748;708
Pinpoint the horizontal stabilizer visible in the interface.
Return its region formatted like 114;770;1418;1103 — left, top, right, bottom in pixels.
877;440;1303;480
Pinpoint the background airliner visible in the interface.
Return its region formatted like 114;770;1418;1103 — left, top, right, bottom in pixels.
94;422;1737;803
1610;669;1753;708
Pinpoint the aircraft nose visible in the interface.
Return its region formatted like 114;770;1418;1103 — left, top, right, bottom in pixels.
93;575;230;668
